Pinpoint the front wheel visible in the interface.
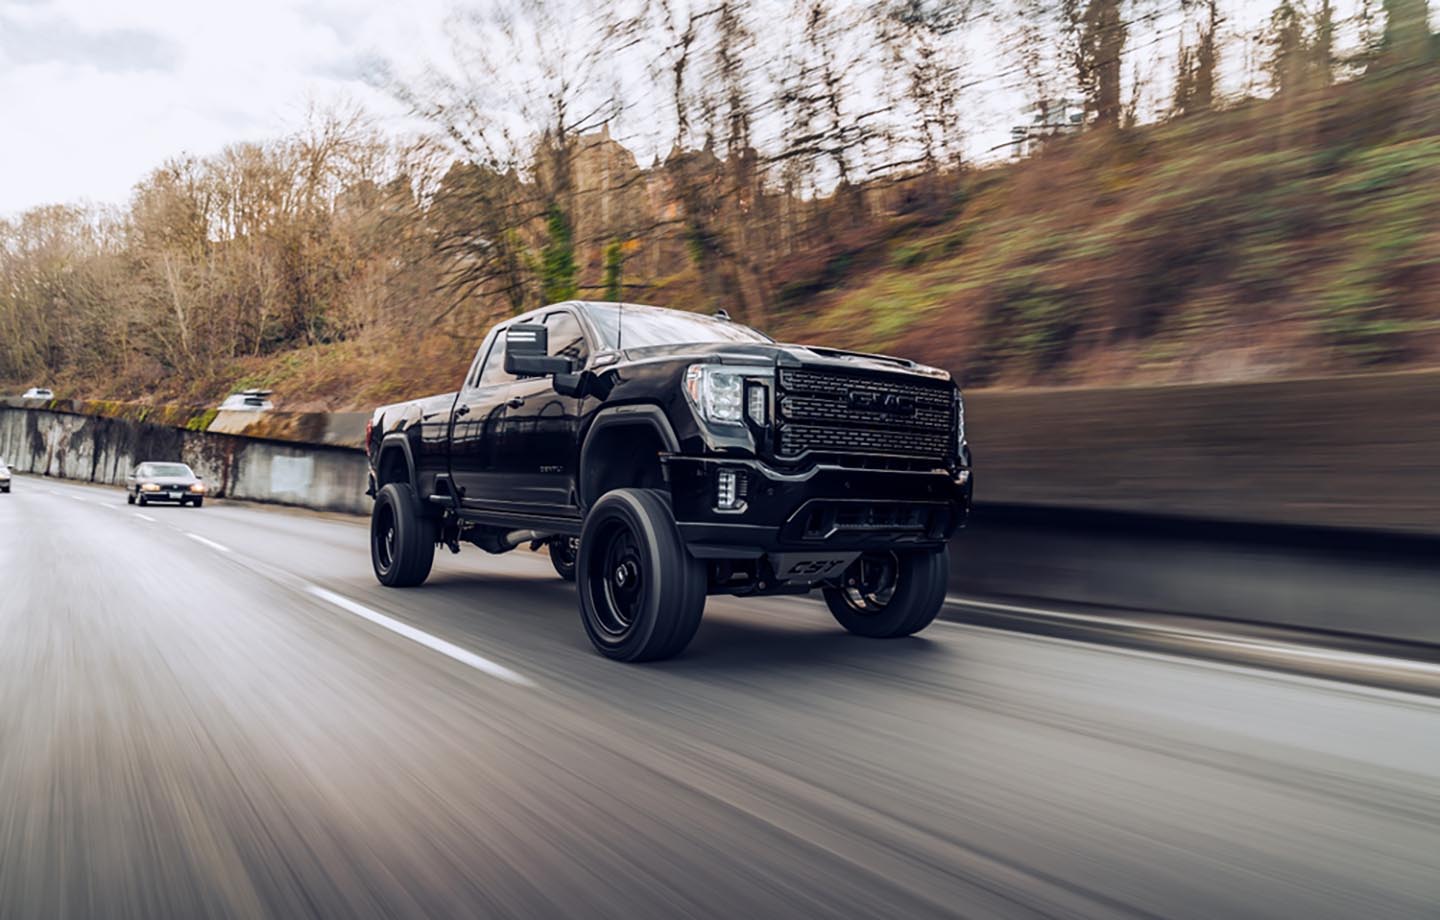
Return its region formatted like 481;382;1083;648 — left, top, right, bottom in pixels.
127;491;135;505
371;482;437;588
577;489;706;662
823;547;949;639
191;497;204;508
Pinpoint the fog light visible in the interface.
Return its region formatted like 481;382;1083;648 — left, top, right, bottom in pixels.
716;469;742;511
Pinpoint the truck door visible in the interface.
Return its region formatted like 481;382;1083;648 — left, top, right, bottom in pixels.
493;309;590;512
449;328;516;508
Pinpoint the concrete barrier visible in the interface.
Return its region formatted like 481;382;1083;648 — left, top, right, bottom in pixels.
966;370;1440;537
950;507;1440;647
0;406;369;514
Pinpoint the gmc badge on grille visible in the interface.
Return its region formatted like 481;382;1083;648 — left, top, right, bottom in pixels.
848;390;915;415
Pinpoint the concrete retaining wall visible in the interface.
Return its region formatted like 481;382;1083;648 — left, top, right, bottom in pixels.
967;370;1440;537
8;367;1438;534
0;406;369;514
950;508;1440;646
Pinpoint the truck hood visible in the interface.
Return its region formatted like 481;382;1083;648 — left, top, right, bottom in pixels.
621;342;952;382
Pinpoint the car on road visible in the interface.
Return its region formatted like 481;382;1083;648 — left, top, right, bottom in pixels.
126;462;207;507
21;387;54;399
366;301;973;662
0;460;10;493
218;388;274;411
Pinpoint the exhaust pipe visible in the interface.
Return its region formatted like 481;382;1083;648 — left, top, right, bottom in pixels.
470;527;550;554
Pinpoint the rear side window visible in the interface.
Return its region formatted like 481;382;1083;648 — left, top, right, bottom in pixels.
475;330;514;387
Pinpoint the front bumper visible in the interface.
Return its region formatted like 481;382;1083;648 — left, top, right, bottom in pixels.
665;456;971;557
141;489;202;502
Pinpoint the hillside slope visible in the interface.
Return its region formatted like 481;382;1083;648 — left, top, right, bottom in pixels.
10;65;1440;410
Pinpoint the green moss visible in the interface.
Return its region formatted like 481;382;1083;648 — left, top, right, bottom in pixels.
184;409;219;432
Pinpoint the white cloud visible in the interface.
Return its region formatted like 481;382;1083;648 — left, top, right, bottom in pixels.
0;0;451;216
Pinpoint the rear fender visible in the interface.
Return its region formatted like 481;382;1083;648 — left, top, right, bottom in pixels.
375;433;419;496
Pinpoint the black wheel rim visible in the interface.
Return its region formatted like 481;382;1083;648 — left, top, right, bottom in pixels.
553;536;578;567
839;552;899;614
588;519;645;639
374;502;397;572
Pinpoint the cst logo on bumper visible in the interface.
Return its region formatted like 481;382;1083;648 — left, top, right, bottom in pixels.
770;552;861;584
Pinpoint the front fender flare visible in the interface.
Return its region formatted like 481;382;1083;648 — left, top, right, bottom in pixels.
578;405;681;510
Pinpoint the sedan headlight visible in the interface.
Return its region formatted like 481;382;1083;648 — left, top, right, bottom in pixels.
141;483;161;492
684;365;746;426
189;482;206;493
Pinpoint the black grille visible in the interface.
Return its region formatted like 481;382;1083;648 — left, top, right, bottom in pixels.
776;367;954;461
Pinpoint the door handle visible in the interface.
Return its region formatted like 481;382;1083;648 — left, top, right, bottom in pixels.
455;404;470;417
507;397;525;409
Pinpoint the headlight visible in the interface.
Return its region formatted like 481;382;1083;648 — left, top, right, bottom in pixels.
684;365;745;426
189;482;206;493
141;483;160;492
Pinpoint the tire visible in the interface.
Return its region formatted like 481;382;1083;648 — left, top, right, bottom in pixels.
192;497;204;508
138;493;148;507
549;536;578;581
577;488;706;662
823;546;949;639
371;482;437;588
127;491;135;505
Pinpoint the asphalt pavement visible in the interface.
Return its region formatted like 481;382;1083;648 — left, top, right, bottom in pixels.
2;475;1438;919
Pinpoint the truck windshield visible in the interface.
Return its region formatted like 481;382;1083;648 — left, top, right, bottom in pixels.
584;304;771;350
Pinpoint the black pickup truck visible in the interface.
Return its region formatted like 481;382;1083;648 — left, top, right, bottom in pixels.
366;301;973;661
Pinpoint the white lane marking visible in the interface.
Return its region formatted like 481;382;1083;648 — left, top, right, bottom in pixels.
184;533;231;553
942;595;1440;677
304;585;533;687
134;513;157;522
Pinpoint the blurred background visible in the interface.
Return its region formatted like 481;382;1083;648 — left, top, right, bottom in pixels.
2;0;1438;409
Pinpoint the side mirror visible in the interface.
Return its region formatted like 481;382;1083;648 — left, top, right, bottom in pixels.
504;323;574;378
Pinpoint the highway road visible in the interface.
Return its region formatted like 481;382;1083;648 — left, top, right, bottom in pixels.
2;475;1438;919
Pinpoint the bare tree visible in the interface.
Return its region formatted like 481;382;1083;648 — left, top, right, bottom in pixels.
1174;0;1220;115
394;0;622;314
876;0;972;171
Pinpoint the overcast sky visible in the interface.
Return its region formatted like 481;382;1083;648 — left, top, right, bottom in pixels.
0;0;457;216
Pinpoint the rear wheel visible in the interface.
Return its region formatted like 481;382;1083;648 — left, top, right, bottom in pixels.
823;547;949;639
549;536;578;581
371;482;437;587
577;489;706;662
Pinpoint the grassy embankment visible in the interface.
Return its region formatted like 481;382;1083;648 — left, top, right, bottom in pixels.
41;65;1440;410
